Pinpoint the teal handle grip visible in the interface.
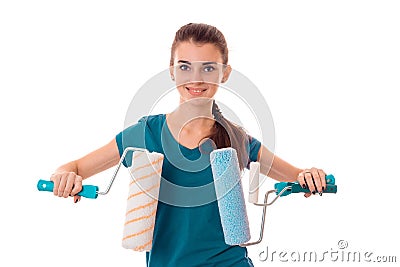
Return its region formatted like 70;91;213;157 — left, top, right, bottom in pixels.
37;180;99;199
274;174;337;197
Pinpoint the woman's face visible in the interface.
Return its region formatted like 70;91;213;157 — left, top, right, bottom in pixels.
171;41;231;104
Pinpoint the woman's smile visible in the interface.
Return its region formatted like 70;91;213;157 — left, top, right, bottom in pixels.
185;86;208;96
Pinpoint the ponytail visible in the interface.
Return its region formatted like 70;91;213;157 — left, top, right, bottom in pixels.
203;100;250;171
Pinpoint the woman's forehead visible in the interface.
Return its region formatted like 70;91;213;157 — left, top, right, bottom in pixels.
174;42;223;63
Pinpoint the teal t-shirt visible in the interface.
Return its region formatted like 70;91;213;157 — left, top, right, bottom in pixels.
116;114;262;267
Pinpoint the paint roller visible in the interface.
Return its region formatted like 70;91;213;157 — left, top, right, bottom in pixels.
210;147;251;245
122;150;163;251
210;147;337;247
37;147;164;252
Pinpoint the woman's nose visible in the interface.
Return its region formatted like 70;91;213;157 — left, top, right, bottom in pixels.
189;69;204;83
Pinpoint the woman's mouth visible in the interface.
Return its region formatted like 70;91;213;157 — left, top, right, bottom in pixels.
186;87;207;96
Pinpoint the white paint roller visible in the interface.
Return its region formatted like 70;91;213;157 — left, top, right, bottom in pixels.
249;161;260;204
122;150;164;252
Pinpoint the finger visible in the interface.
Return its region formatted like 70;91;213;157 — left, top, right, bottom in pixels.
297;172;307;189
73;195;81;203
63;172;75;198
58;174;67;197
70;175;83;196
51;174;61;196
310;167;323;194
304;172;316;194
318;169;326;192
304;192;312;198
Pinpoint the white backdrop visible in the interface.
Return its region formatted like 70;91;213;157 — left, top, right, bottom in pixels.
1;1;399;266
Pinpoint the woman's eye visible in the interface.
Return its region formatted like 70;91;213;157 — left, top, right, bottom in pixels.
203;65;215;72
179;64;190;71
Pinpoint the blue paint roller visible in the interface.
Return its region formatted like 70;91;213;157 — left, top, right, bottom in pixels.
210;147;337;247
210;147;251;245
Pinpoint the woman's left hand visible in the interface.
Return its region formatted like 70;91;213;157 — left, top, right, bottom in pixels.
297;167;327;198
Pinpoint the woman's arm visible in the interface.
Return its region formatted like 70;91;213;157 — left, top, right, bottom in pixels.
257;145;301;182
51;139;120;202
257;144;326;195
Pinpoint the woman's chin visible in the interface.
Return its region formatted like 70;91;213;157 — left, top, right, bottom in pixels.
181;96;214;106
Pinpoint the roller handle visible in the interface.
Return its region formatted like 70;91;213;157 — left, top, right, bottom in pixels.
37;180;99;199
274;174;337;197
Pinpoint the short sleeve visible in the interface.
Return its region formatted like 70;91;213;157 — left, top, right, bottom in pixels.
246;134;262;169
115;116;147;167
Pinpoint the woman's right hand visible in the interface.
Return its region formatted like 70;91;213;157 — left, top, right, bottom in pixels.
50;172;83;203
48;139;121;203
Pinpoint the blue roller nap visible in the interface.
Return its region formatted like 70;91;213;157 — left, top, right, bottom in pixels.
210;147;251;245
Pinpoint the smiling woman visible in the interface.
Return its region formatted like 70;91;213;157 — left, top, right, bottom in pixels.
48;22;328;267
167;24;255;172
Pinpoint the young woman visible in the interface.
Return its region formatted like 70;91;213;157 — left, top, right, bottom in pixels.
50;23;327;267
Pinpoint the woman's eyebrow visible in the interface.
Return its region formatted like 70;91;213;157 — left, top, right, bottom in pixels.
177;60;218;65
177;60;191;64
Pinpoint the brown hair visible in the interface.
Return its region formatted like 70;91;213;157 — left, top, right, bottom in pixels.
170;23;251;171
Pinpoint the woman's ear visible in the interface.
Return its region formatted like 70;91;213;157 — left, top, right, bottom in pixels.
221;65;232;83
169;66;175;81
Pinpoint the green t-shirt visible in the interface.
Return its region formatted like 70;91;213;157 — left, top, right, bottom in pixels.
116;114;261;267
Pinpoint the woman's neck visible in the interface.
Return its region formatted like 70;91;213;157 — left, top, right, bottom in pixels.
169;98;215;132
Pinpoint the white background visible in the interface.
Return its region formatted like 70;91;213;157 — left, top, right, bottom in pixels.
1;0;399;266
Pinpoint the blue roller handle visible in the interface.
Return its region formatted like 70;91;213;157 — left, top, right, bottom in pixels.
37;180;99;199
274;174;337;197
